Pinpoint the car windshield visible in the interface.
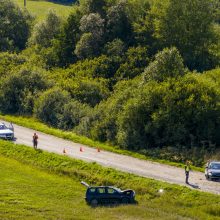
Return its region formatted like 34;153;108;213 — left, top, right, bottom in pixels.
0;124;7;130
112;187;122;192
210;163;220;169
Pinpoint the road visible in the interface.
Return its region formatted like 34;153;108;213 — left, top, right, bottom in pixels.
4;121;220;195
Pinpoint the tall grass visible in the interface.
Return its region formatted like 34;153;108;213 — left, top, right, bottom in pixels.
0;140;219;220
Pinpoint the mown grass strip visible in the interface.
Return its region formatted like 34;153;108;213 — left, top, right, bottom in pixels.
12;0;74;21
0;114;203;172
0;140;220;220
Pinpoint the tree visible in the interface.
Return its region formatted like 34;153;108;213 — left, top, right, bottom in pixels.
0;67;48;114
58;99;91;130
106;0;133;43
151;0;217;71
34;88;70;126
143;47;186;82
104;39;126;58
52;9;82;66
74;33;96;59
116;74;220;149
116;46;149;79
79;13;104;40
29;10;62;48
0;0;32;52
75;13;105;59
79;0;107;17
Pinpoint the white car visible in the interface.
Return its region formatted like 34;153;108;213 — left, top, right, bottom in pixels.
0;122;14;140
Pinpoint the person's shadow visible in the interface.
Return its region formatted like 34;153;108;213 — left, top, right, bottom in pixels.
187;182;200;189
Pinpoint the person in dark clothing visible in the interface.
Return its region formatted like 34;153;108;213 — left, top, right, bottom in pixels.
185;161;191;184
33;133;38;149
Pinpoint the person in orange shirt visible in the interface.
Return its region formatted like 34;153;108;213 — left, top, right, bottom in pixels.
33;133;38;149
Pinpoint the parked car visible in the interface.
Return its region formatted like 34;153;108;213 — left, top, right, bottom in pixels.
0;122;14;140
205;161;220;180
81;182;135;206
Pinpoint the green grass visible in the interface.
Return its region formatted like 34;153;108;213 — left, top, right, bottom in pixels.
0;140;220;220
0;114;204;172
12;0;74;21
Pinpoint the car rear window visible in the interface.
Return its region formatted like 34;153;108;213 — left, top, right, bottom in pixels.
88;188;96;193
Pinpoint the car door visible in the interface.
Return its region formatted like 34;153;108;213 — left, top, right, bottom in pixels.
96;187;107;204
106;187;119;203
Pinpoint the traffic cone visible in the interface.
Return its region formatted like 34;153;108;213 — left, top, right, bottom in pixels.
63;148;66;154
97;148;100;152
80;147;83;152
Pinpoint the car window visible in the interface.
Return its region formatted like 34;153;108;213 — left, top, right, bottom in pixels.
0;125;6;130
97;188;105;194
88;188;96;193
107;188;116;194
210;163;220;169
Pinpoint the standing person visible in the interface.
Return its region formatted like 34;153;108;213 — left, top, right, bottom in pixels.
185;161;191;184
33;133;38;149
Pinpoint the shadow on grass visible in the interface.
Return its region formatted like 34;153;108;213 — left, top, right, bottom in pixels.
90;200;138;208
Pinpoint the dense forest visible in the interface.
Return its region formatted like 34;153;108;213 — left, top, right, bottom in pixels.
0;0;220;165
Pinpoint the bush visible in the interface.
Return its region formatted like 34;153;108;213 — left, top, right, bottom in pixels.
0;67;48;114
58;99;91;130
34;88;70;126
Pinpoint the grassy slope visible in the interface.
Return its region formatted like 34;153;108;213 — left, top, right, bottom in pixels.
0;114;203;172
12;0;73;21
0;140;220;220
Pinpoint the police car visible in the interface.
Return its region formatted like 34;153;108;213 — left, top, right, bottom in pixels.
0;122;14;140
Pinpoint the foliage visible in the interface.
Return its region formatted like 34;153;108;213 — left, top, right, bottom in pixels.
34;88;70;126
0;67;48;114
116;46;149;79
0;52;26;78
143;47;186;82
53;9;82;66
106;0;133;42
0;0;32;52
29;10;62;48
151;0;218;71
58;99;91;130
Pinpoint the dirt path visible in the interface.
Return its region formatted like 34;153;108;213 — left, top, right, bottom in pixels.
3;121;220;195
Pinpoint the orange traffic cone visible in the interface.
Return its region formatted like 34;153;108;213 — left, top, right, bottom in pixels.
63;148;66;154
97;148;100;152
80;147;83;152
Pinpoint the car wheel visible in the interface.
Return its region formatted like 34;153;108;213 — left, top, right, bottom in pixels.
90;199;98;207
207;175;212;181
122;197;129;204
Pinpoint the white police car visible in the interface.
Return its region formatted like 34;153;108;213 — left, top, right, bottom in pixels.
0;122;14;140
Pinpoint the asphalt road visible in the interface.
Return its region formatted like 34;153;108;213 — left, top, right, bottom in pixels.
3;121;220;195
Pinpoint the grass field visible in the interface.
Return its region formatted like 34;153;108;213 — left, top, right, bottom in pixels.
0;140;220;220
12;0;74;21
0;114;203;172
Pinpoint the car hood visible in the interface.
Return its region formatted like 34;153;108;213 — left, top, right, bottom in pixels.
122;189;134;193
0;129;13;134
208;169;220;173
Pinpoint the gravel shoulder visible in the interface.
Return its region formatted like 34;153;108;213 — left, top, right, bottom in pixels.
4;121;220;195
